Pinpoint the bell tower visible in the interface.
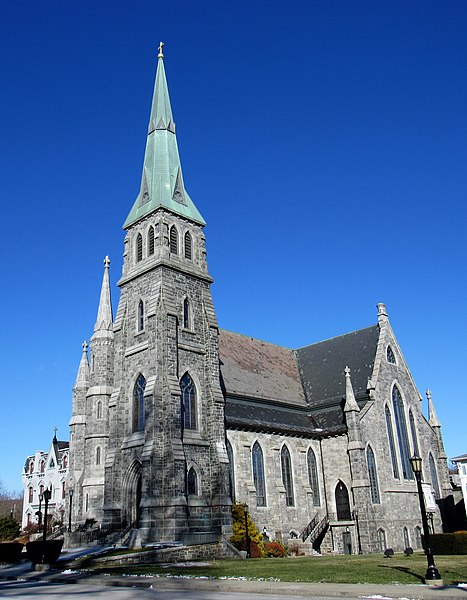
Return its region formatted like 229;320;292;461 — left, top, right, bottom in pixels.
102;44;231;542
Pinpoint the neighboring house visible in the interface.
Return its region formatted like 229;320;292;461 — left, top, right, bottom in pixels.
21;433;69;530
67;48;451;554
452;454;467;520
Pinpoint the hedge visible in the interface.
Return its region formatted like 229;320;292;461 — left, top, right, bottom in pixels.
428;533;467;555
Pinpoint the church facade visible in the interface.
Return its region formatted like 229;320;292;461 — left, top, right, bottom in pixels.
68;48;451;554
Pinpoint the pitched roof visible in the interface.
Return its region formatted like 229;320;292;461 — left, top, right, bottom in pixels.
219;329;307;407
296;325;379;408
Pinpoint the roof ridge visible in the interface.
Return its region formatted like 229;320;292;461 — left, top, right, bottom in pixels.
219;328;292;351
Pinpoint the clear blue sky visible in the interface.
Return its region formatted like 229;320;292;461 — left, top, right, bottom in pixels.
1;1;466;492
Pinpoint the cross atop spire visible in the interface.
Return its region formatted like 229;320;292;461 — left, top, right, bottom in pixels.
123;48;205;229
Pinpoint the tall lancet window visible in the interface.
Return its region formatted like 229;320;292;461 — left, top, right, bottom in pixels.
184;231;192;259
409;410;419;455
136;233;143;262
187;467;198;495
392;386;412;480
183;298;190;329
170;225;178;254
281;445;295;506
385;405;399;479
132;374;146;433
180;372;196;430
226;439;235;501
307;448;320;506
429;453;441;499
137;300;144;332
252;441;266;507
148;226;155;256
366;445;380;503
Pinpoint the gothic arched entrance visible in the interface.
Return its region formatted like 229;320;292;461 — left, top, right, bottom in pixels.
123;460;142;528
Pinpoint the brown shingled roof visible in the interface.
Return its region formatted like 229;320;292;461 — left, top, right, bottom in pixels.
219;329;307;407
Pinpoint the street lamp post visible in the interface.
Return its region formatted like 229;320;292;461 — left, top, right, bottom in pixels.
409;455;442;584
68;489;73;532
352;509;363;554
37;495;43;531
41;488;52;563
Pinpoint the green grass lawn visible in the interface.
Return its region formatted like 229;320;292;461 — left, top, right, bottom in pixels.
89;552;467;585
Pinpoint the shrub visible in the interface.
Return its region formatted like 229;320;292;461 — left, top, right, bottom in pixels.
230;502;263;557
0;517;20;541
263;540;288;557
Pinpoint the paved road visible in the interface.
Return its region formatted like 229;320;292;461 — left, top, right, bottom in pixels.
0;580;359;600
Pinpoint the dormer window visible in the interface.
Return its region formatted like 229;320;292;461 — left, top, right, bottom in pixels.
387;345;396;364
170;225;178;254
29;461;34;475
136;233;143;262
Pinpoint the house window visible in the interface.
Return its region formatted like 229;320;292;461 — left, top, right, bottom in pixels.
307;448;320;506
226;439;235;501
132;374;146;432
180;373;197;430
148;226;155;256
367;446;380;503
39;484;44;495
29;461;34;475
137;300;144;332
62;454;68;468
170;225;178;254
385;405;399;479
187;467;198;495
136;233;143;262
281;445;295;507
387;345;396;364
335;481;351;520
409;410;419;455
28;487;33;503
184;231;192;259
40;460;45;473
183;298;190;329
429;453;440;499
392;386;412;480
252;441;266;507
96;447;101;466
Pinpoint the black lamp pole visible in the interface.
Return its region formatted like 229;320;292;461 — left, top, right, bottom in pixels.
41;488;52;563
68;489;73;532
409;455;442;583
37;495;43;531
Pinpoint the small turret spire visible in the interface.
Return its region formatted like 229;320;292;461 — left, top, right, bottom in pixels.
344;366;360;413
427;389;441;427
75;341;90;387
94;257;113;333
377;303;388;324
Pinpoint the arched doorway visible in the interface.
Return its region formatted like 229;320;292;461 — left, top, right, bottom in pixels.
123;461;142;528
335;480;351;521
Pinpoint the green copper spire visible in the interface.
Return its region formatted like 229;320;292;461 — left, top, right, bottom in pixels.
123;44;205;229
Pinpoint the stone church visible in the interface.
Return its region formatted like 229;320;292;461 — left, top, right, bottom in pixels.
68;47;451;554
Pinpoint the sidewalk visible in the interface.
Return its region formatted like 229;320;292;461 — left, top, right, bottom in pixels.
1;561;466;600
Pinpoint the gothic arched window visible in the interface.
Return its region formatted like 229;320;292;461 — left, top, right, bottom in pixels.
409;410;419;455
414;526;422;549
180;373;196;430
403;526;410;549
40;460;45;474
96;447;101;466
392;386;412;480
184;231;192;260
97;401;102;419
28;487;33;503
378;528;387;552
187;467;198;495
252;441;266;507
183;298;190;329
385;405;399;479
281;445;295;507
29;461;34;475
170;225;178;254
335;480;351;520
387;345;396;364
132;374;146;433
137;300;144;332
148;226;155;256
307;448;320;506
226;439;235;501
136;233;143;262
366;445;380;503
429;453;440;499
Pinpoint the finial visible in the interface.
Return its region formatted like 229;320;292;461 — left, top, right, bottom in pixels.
53;427;58;442
104;256;110;269
426;389;432;401
158;41;164;59
344;366;351;377
82;340;88;352
377;302;388;324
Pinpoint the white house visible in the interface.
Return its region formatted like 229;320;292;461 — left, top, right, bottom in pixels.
21;433;69;530
452;453;467;520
